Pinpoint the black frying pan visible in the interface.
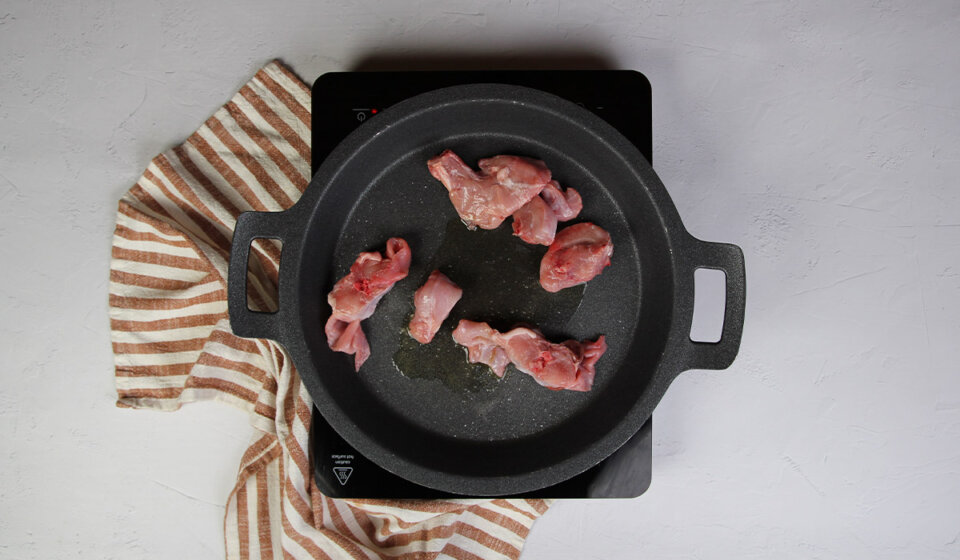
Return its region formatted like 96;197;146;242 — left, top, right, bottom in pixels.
228;84;745;496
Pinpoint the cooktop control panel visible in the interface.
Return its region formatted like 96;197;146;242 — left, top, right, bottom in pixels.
311;70;652;175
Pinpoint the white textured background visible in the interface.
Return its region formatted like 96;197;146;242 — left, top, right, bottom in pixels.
2;1;959;558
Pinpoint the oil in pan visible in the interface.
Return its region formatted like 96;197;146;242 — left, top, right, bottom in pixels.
393;219;585;392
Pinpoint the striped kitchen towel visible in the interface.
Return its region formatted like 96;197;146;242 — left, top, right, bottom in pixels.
109;60;551;560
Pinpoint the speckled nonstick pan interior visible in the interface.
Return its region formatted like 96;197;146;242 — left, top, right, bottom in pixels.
228;84;746;496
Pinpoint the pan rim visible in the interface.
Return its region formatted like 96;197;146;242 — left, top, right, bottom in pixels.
285;83;688;496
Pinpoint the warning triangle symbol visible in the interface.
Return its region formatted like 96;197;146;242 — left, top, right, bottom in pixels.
333;467;353;485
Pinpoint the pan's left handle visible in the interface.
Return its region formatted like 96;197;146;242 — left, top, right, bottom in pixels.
228;210;289;342
678;238;746;371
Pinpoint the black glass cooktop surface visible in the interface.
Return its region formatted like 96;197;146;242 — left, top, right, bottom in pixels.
310;70;653;498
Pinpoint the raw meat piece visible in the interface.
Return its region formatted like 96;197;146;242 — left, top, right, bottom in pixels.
558;336;607;392
496;327;583;390
497;328;606;392
325;318;371;371
511;195;558;245
511;181;582;246
326;238;411;371
475;155;552;191
408;270;463;344
427;150;551;230
539;223;613;293
452;320;607;391
451;320;511;377
327;238;411;323
538;181;583;222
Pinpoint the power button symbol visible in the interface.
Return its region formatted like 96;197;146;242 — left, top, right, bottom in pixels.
356;112;366;122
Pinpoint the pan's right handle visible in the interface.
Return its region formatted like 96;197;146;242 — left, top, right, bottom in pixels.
678;238;746;371
228;210;290;342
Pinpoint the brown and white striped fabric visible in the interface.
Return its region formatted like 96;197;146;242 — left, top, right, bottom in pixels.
109;60;552;560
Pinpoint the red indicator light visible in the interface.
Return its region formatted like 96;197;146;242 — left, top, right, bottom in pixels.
371;108;378;114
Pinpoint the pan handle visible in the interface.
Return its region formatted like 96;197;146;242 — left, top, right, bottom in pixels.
678;238;746;371
227;210;290;342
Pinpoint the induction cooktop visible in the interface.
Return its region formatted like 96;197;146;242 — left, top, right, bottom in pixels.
309;70;653;498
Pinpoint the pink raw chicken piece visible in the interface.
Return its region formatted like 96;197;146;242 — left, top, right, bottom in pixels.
451;320;511;377
573;335;608;391
325;319;371;371
452;320;607;392
408;270;463;344
511;195;557;246
497;327;606;392
539;180;583;222
539;222;613;293
325;238;411;371
512;181;583;246
427;150;551;230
